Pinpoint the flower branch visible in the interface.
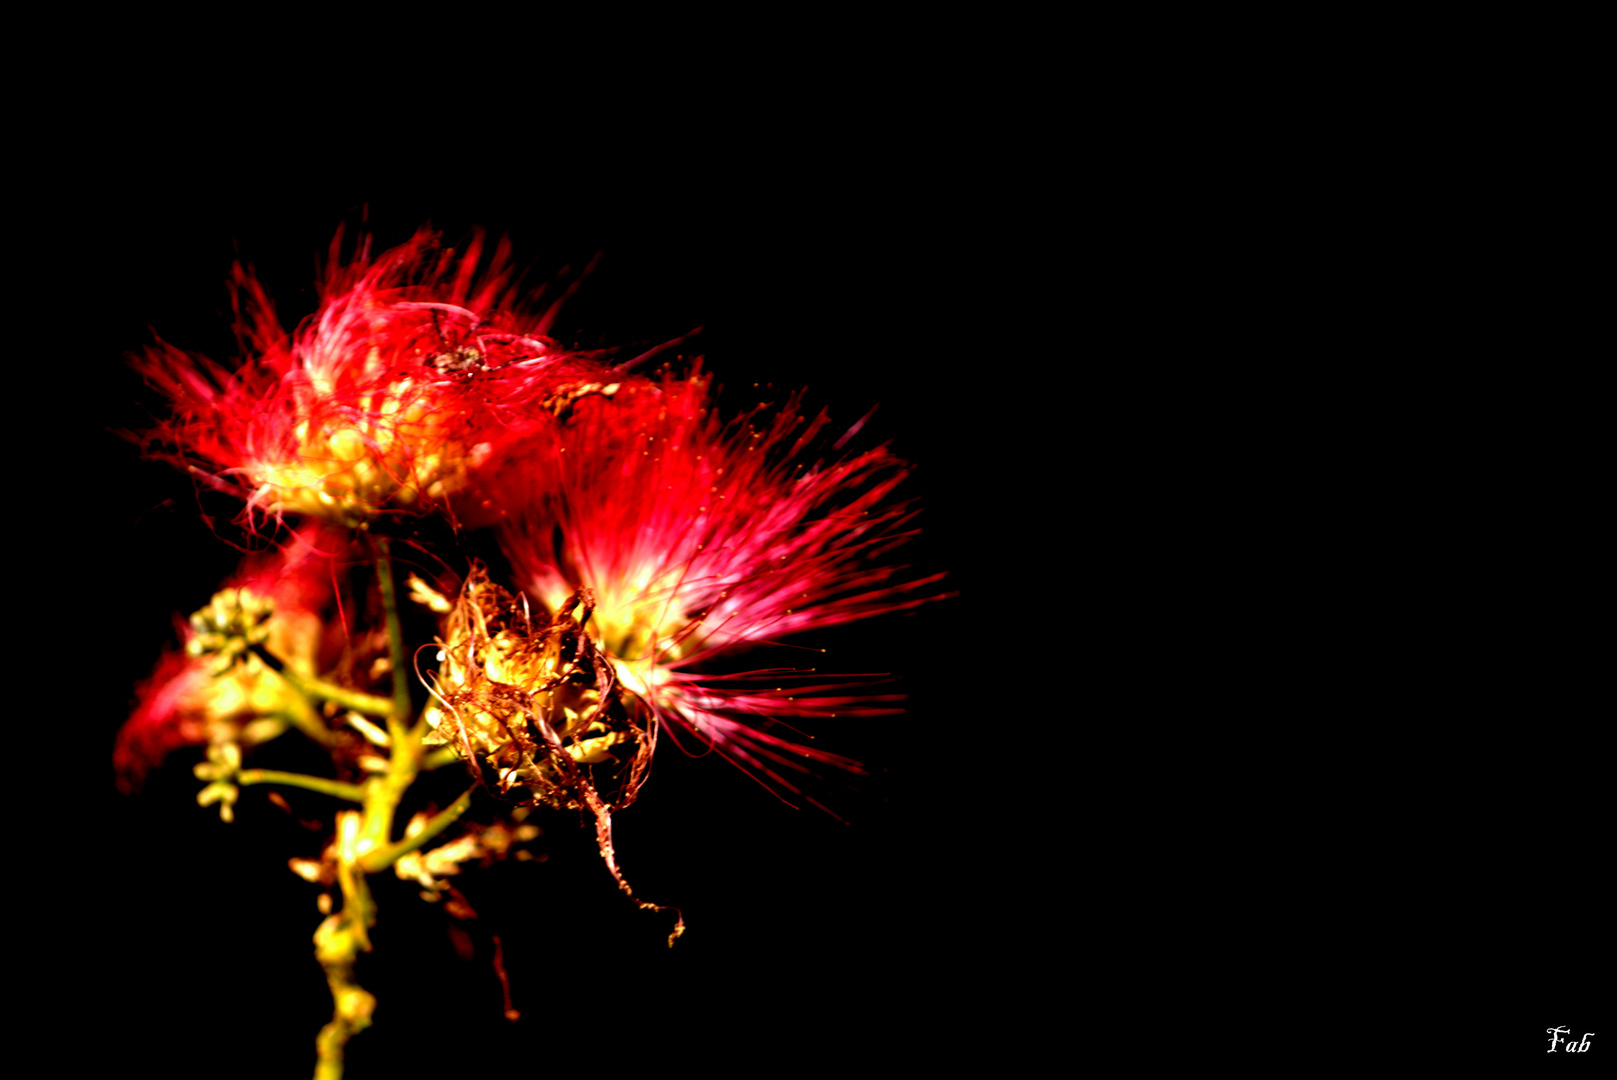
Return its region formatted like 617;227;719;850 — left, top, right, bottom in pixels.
270;660;395;720
356;785;476;874
237;769;366;803
116;225;944;1078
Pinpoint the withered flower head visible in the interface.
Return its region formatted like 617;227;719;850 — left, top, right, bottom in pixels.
422;564;680;940
421;563;651;811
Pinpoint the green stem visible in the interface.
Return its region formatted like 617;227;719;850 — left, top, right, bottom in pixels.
238;770;365;803
272;673;341;748
308;538;442;1077
314;810;377;1080
373;537;413;735
357;785;476;874
358;537;424;855
277;666;395;718
421;746;464;771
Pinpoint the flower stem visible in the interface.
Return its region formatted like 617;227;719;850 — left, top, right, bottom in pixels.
308;539;465;1078
357;784;476;874
358;538;424;854
237;769;365;803
421;746;464;771
313;810;377;1080
276;666;395;718
373;537;413;737
265;667;342;748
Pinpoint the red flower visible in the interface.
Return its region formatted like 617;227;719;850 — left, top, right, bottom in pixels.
495;372;945;808
133;228;608;527
114;648;214;794
114;527;356;790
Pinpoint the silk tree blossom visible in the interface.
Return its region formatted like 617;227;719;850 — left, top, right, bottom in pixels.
132;228;609;527
495;372;945;806
111;227;947;1071
114;527;358;791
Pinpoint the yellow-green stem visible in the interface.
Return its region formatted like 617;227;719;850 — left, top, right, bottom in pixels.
358;785;476;874
310;539;466;1079
373;537;414;737
277;666;395;718
421;746;464;771
272;672;341;748
313;810;377;1080
238;769;365;803
358;537;424;855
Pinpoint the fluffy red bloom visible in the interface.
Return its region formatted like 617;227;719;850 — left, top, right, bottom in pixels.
114;527;357;791
495;372;944;807
133;228;609;527
114;648;214;794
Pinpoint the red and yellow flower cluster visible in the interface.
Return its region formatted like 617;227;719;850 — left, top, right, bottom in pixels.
123;227;942;808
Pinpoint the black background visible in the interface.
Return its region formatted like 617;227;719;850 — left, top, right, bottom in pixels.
35;79;1601;1069
52;147;1005;1076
